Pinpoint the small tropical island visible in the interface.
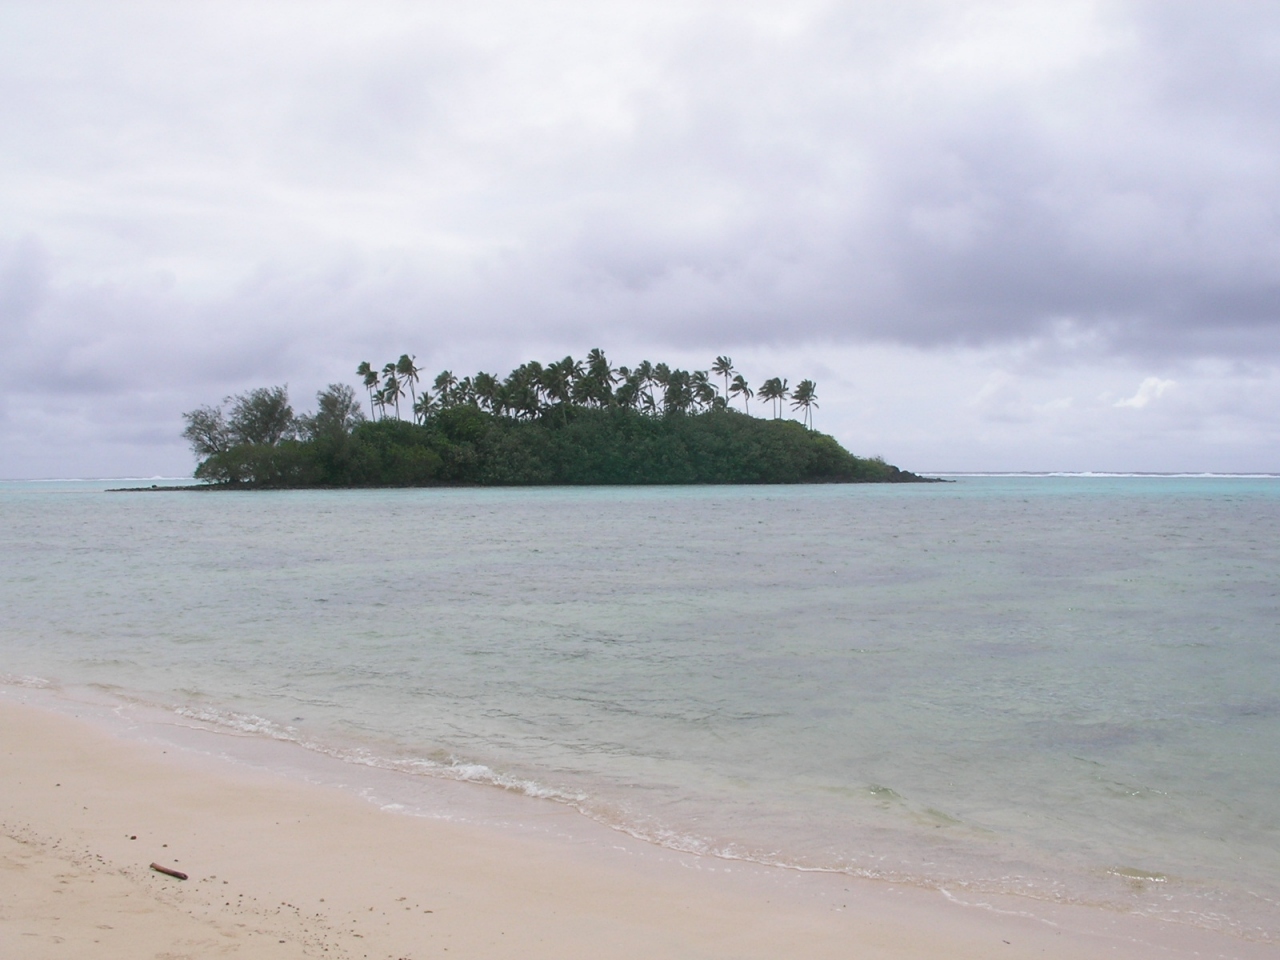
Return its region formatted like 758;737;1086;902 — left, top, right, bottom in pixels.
181;351;935;486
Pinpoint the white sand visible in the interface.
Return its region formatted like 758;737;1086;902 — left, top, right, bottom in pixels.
1;699;1271;960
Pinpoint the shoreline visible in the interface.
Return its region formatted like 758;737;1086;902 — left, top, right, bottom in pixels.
1;692;1271;959
103;474;950;492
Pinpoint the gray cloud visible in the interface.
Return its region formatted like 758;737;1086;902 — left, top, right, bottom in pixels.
2;1;1279;475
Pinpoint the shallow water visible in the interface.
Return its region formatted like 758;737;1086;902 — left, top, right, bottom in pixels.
1;477;1277;940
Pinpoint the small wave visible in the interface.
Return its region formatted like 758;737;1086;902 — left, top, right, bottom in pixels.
346;751;589;804
173;705;300;739
159;701;1277;945
938;888;1061;924
1108;866;1170;883
161;702;884;874
0;673;53;688
167;703;588;805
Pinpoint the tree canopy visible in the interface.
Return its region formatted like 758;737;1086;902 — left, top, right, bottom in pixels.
182;351;933;487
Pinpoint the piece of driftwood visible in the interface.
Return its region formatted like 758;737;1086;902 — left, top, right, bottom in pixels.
150;863;188;880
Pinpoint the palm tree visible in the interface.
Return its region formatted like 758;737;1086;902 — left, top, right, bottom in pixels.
563;356;587;405
381;371;404;419
652;363;671;413
493;381;513;418
455;376;475;407
635;361;656;414
356;361;381;420
473;372;499;413
663;368;694;414
585;348;616;406
541;357;576;409
503;362;543;419
757;378;777;417
615;373;641;410
433;370;458;409
413;390;438;422
396;355;421;419
790;379;818;428
759;377;789;418
691;370;716;411
523;361;546;417
711;356;734;396
729;374;753;414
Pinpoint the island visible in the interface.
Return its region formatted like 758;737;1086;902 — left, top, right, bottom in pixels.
181;352;936;486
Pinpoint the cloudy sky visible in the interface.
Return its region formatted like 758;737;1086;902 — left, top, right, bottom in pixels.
3;1;1279;477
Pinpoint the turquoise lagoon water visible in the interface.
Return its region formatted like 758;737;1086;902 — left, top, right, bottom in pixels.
1;476;1277;940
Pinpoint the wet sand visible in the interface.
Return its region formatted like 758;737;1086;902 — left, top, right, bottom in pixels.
0;699;1270;960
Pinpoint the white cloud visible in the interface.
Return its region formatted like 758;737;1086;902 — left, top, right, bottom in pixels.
1114;376;1175;408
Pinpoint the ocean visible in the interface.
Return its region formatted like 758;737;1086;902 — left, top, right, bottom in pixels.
1;476;1277;942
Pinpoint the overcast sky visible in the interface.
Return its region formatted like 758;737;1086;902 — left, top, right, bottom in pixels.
2;1;1279;477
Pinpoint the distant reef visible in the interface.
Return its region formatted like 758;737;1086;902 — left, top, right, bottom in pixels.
181;352;938;487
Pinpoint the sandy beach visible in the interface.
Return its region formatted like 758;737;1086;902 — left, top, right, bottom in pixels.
0;697;1270;960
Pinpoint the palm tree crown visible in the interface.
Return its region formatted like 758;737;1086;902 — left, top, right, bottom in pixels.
756;377;783;418
381;370;404;420
356;361;381;420
352;351;821;427
729;374;753;413
412;390;438;422
397;355;422;420
432;370;458;410
711;356;734;396
790;379;818;428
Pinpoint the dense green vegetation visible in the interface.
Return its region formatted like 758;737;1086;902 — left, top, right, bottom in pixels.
182;352;931;486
